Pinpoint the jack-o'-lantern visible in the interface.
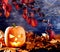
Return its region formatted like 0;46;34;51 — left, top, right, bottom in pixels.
4;26;26;47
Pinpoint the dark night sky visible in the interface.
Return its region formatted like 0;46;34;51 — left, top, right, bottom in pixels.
0;0;60;34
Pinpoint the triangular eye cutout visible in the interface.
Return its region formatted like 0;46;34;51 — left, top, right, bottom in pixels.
9;34;15;38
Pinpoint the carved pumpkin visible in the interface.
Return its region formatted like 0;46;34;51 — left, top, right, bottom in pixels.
4;26;26;47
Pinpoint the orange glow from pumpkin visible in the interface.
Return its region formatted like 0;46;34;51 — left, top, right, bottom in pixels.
9;34;15;38
10;42;21;47
4;26;26;47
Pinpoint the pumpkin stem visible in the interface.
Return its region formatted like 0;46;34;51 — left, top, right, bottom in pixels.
12;23;16;27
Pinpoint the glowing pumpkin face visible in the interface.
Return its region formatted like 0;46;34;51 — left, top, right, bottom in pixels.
4;26;26;47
